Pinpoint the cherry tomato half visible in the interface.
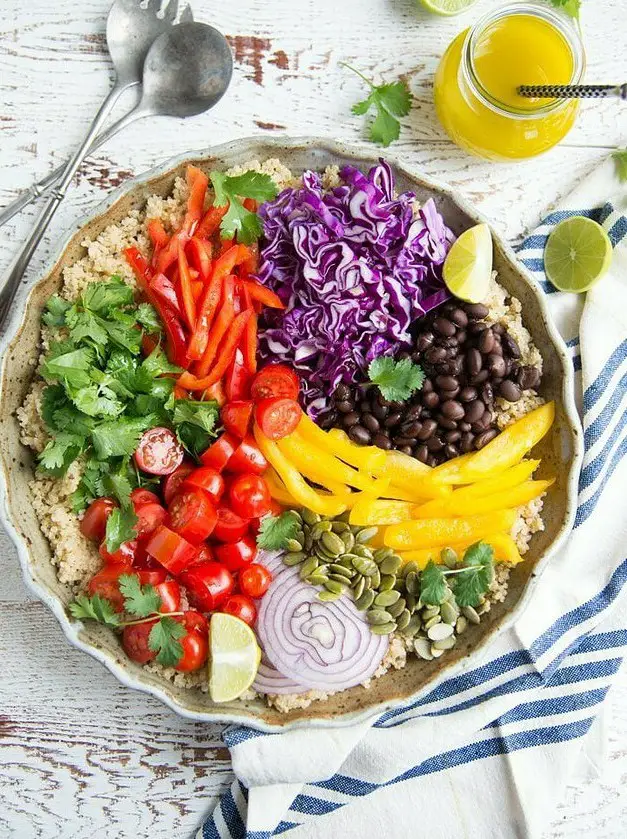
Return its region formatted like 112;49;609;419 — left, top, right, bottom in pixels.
122;620;157;664
169;490;217;544
239;563;273;599
228;474;271;520
212;506;249;543
134;427;184;476
134;502;168;538
200;432;238;472
226;435;268;475
254;397;301;441
99;539;138;566
155;579;182;613
88;565;131;612
214;535;257;573
130;488;161;507
250;364;299;401
222;594;257;626
182;466;225;504
80;497;117;542
174;614;209;672
179;561;234;612
221;400;254;439
163;461;195;505
145;525;198;575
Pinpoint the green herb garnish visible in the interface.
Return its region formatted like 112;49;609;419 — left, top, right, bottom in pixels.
342;64;412;147
368;356;425;402
256;511;300;551
118;574;162;618
548;0;581;19
69;594;121;627
210;170;279;245
419;542;495;608
148;617;187;667
612;149;627;183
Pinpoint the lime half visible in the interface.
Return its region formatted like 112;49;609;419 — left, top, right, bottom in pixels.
418;0;478;15
209;613;261;703
544;217;613;293
443;223;493;303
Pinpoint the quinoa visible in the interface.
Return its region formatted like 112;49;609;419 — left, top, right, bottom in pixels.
17;158;549;711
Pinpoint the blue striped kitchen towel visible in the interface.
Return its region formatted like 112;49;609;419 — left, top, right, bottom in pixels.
200;157;627;839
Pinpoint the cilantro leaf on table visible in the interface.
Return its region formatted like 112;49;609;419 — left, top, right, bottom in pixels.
69;594;121;627
148;616;187;666
256;511;300;551
368;356;425;401
613;149;627;183
210;170;279;245
548;0;581;19
104;506;138;553
453;542;494;608
419;561;449;606
343;64;412;147
118;574;162;618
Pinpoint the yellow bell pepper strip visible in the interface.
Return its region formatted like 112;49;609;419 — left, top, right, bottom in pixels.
253;425;347;517
385;509;517;551
278;430;385;493
452;460;540;500
398;532;524;569
349;498;415;526
380;485;432;503
299;414;386;473
385;450;451;500
413;478;554;519
264;468;299;507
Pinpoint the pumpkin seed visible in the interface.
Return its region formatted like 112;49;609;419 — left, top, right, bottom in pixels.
288;510;303;526
370;622;397;635
440;600;459;625
317;589;342;602
379;555;402;575
321;531;346;556
324;579;347;595
370;568;381;589
340;531;355;553
455;616;468;634
373;547;393;563
286;538;304;552
302;509;321;526
367;608;393;626
337;510;351;523
355;526;378;544
405;571;420;596
304;533;314;551
331;520;349;534
351;543;372;558
374;590;401;608
395;608;411;630
393;577;405;592
352;576;366;600
362;575;372;591
300;557;320;579
462;605;481;624
352;556;378;577
401;560;418;578
284;551;306;566
330;572;355;584
311;520;332;540
306;573;329;586
294;528;305;542
354;589;375;611
440;547;458;569
427;622;454;641
315;545;336;562
430;646;445;658
386;597;406;619
414;637;434;660
330;563;354;578
378;574;396;592
422;605;440;620
423;615;442;631
401;615;422;637
432;636;456;651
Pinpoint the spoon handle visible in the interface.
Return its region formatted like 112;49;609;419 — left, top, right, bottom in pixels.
0;85;126;328
0;97;141;230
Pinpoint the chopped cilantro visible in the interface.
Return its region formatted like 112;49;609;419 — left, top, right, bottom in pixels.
118;574;162;618
210;170;278;244
368;356;425;402
256;511;301;551
148;617;187;666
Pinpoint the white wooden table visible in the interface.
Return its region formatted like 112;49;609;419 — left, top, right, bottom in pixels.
1;1;626;836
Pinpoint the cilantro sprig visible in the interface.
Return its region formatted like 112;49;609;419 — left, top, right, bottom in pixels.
210;170;279;245
342;63;412;147
256;511;301;551
419;542;495;608
548;0;581;19
368;356;425;402
613;149;627;183
69;573;187;667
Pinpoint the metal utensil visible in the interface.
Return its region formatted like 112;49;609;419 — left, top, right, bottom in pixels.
518;83;627;100
0;0;193;228
0;22;233;328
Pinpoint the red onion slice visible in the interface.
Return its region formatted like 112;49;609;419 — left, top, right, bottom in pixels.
252;656;311;695
257;562;389;692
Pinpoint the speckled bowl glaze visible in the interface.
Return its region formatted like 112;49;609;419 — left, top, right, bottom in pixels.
0;138;583;730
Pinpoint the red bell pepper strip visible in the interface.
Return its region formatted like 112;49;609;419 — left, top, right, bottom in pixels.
242;279;285;309
202;381;226;406
187;237;212;281
224;348;251;401
240;242;259;276
243;309;258;373
196;204;228;239
191;280;204;302
155;232;187;275
124;247;188;368
194;274;236;377
178;242;197;331
179;310;252;391
173;385;189;400
221;237;234;254
147;218;169;249
151;272;182;316
182;165;209;235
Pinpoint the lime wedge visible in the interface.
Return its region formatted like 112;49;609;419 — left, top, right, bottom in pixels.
544;217;613;293
209;613;261;703
418;0;478;15
443;223;493;303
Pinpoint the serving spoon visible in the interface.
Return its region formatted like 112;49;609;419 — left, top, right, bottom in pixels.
0;22;233;328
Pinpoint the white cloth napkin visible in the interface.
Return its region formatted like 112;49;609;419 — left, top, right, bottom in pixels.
200;158;627;839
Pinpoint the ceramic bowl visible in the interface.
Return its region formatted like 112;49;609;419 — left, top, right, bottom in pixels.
0;138;583;730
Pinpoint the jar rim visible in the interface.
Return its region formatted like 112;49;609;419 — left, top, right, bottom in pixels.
462;1;586;120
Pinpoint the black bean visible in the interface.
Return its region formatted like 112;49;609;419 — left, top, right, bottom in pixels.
415;444;429;463
441;399;465;420
397;350;412;361
372;401;389;420
499;380;522;402
343;412;360;428
492;323;505;335
487;354;507;378
443;444;459;459
416;333;434;352
469;370;489;385
348;425;371;445
426;346;447;364
434;317;456;337
399;445;413;456
469;321;489;335
427;455;440;467
478;329;496;354
359;400;372;412
362;413;380;433
480;382;494;405
445;430;462;443
518;365;540;390
464;302;489;319
474;429;499;449
464;399;485;423
450;308;468;328
422;377;434;393
404;405;423;421
336;400;354;414
459;421;472;432
459;386;477;403
438;417;458;431
373;433;392;450
335;384;351;402
502;332;521;359
417;419;438;440
460;432;475;453
490;342;503;357
449;356;464;376
422;391;440;410
435;374;458;391
439;387;460;401
466;348;482;376
456;330;467;345
426;435;444;452
400;421;422;437
384;412;402;428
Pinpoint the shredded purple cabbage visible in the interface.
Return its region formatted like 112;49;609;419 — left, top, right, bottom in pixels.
256;160;455;419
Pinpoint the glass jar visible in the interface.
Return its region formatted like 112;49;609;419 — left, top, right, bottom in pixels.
433;2;585;161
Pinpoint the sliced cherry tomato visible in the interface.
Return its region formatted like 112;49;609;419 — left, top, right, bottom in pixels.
250;364;299;401
239;563;273;599
179;561;235;612
131;488;161;507
223;594;257;626
145;525;198;575
184;610;209;634
87;565;131;612
155;579;182;613
134;427;184;476
228;474;271;520
134;502;168;538
193;543;215;565
175;627;208;672
221;400;254;439
168;490;217;544
182;466;225;503
254;397;301;441
200;432;238;472
214;535;257;572
122;620;158;664
163;461;195;505
99;539;138;566
224;351;251;401
80;497;117;542
213;506;249;543
136;566;168;586
226;435;268;475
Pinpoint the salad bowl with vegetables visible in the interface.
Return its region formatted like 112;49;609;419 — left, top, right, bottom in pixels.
0;138;582;729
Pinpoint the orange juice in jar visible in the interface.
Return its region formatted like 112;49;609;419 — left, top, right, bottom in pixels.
434;2;585;161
